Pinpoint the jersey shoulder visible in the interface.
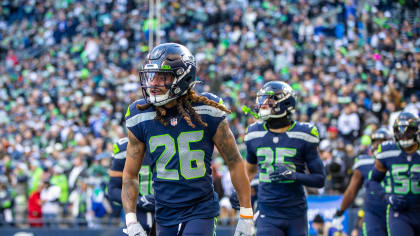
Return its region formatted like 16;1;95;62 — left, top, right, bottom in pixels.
192;92;226;118
353;154;374;170
244;121;267;142
125;99;156;128
113;138;128;160
286;121;320;144
376;141;400;160
199;92;224;104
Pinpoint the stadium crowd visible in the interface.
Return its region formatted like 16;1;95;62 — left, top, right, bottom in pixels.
0;0;419;229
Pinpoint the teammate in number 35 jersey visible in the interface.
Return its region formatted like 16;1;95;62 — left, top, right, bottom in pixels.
370;112;420;236
121;43;253;236
244;81;326;236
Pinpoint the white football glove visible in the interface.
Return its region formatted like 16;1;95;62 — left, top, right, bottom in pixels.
234;207;254;236
234;217;254;236
123;222;147;236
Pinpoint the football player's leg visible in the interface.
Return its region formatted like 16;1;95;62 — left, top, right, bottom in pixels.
256;215;285;236
286;214;308;236
156;222;179;236
364;210;387;236
388;209;415;236
137;211;154;234
180;218;216;236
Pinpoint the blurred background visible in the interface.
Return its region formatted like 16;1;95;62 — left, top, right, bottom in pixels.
0;0;419;235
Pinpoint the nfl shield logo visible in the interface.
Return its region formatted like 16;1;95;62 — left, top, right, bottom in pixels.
273;137;279;143
170;118;178;126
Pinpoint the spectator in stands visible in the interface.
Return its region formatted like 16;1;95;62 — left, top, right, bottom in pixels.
0;0;419;229
0;176;14;226
69;178;89;227
40;179;61;227
28;183;42;227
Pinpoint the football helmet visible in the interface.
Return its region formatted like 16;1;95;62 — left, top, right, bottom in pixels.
371;128;391;155
393;112;419;149
371;128;392;141
139;43;197;106
255;81;296;121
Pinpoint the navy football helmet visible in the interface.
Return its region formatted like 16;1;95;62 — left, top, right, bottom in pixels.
139;43;197;106
371;127;392;154
371;128;392;141
255;81;296;121
393;112;419;149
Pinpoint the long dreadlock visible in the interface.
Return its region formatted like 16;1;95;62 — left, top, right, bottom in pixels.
136;89;231;128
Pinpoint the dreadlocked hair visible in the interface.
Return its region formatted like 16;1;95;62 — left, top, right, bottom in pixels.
181;94;206;128
136;89;231;128
154;106;169;126
176;95;198;128
174;90;232;128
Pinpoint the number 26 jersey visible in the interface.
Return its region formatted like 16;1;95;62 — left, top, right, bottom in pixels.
125;93;226;225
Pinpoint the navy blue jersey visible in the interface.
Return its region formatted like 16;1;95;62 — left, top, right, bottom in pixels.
353;154;390;214
376;141;420;208
125;92;225;225
245;121;321;219
111;137;153;196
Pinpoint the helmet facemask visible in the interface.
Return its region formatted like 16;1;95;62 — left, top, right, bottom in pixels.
140;68;177;106
393;119;418;149
255;93;296;121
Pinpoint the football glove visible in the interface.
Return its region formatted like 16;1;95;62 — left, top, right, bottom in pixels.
137;194;155;212
229;192;240;211
234;218;254;236
334;209;344;217
269;163;296;182
387;194;408;211
234;208;254;236
124;222;147;236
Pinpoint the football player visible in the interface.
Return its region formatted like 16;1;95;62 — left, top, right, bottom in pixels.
121;43;253;236
108;137;155;235
370;112;420;236
335;128;392;236
244;81;326;236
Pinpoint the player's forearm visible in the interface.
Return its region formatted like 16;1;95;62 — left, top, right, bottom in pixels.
295;172;325;188
213;120;252;208
339;170;363;212
229;161;252;208
122;131;145;213
122;174;139;213
340;188;357;211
